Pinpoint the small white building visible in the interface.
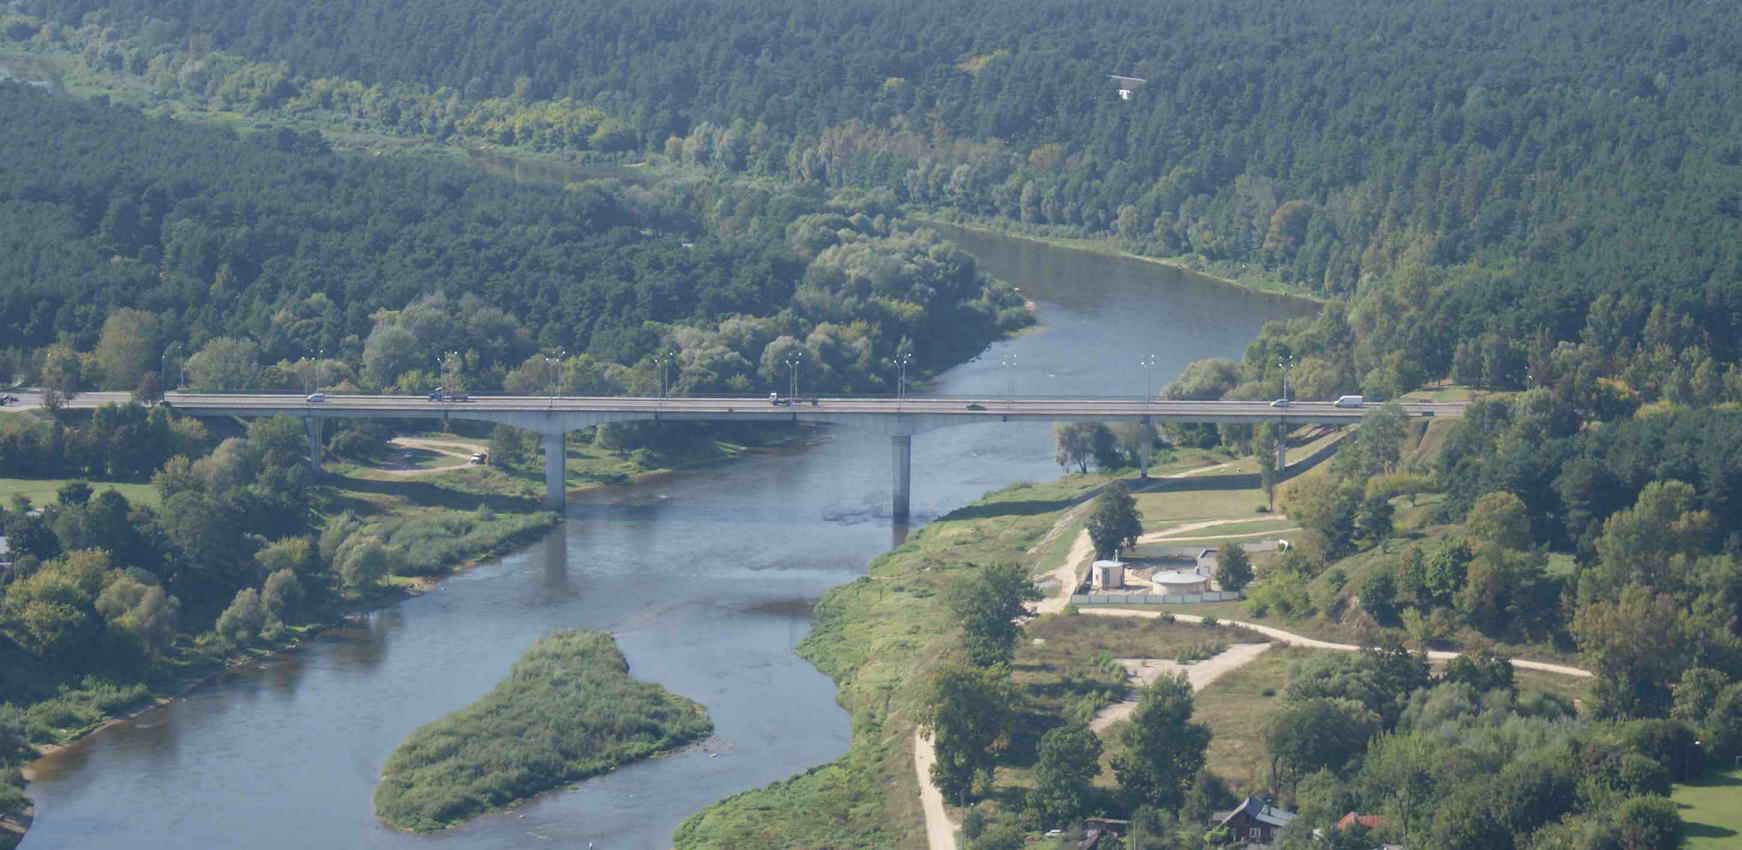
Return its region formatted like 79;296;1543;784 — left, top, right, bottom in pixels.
1092;560;1126;590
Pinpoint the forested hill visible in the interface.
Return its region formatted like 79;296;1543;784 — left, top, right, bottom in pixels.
0;83;1025;393
11;0;1742;398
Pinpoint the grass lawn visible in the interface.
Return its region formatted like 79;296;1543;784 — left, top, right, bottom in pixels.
1494;666;1591;705
1013;614;1268;722
0;478;161;509
1673;768;1742;849
999;614;1271;808
1175;645;1323;793
1399;383;1476;403
1132;487;1271;525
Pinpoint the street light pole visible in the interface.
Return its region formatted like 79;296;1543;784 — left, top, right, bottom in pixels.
306;348;324;395
1278;354;1295;402
785;351;804;399
999;352;1017;399
895;352;913;400
1140;353;1159;402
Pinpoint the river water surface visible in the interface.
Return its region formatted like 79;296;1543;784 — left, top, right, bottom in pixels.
21;228;1311;849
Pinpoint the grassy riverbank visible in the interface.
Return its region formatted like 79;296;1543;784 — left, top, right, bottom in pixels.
374;629;712;832
673;474;1109;850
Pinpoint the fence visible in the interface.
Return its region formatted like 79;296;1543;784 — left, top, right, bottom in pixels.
1071;590;1243;606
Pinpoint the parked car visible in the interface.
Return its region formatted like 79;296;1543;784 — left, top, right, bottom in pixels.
306;392;326;403
468;452;487;465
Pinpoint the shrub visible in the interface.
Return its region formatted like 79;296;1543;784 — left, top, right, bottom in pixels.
215;588;266;646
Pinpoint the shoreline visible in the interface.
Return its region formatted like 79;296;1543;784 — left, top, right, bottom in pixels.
911;214;1326;307
7;429;816;844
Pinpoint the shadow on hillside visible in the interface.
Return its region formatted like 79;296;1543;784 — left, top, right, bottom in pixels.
323;472;543;514
947;496;1088;521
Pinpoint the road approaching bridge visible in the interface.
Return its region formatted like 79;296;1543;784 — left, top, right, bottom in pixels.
56;391;1465;516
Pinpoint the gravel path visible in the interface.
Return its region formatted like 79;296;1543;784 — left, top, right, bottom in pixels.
1088;642;1273;733
914;730;957;850
1082;608;1592;678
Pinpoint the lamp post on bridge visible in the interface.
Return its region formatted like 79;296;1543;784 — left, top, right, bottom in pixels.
999;352;1017;399
785;351;805;399
1140;353;1159;402
545;350;564;409
305;348;324;395
653;350;677;398
161;342;182;394
1278;353;1295;402
894;351;914;401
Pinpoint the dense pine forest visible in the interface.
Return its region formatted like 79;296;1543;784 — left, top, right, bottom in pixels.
10;0;1742;397
0;83;1024;395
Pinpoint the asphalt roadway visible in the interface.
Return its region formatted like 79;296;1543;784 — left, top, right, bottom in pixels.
11;390;1464;424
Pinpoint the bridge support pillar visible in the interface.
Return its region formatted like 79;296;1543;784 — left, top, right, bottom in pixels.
543;431;566;510
1275;426;1287;472
304;416;323;474
892;434;912;522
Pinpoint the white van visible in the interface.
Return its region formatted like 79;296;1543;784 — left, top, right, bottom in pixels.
1334;395;1364;408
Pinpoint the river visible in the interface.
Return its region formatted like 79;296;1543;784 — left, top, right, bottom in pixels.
19;228;1312;849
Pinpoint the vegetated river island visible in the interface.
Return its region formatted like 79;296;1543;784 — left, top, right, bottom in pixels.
372;629;712;832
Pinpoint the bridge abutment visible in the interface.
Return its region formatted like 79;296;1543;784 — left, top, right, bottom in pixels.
543;431;566;510
892;434;912;522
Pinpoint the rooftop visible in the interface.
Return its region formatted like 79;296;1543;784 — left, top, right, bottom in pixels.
1218;796;1297;829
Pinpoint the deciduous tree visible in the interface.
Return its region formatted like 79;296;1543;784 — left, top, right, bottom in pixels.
1218;544;1254;594
1086;481;1143;560
1032;722;1102;824
920;665;1015;803
946;562;1042;667
1112;672;1211;810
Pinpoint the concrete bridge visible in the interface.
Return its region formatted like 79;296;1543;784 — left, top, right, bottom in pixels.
148;392;1464;519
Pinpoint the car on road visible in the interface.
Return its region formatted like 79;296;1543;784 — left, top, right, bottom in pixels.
1269;398;1291;408
447;393;470;402
468;452;487;465
1334;394;1365;408
427;389;445;401
965;402;986;410
306;392;326;403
